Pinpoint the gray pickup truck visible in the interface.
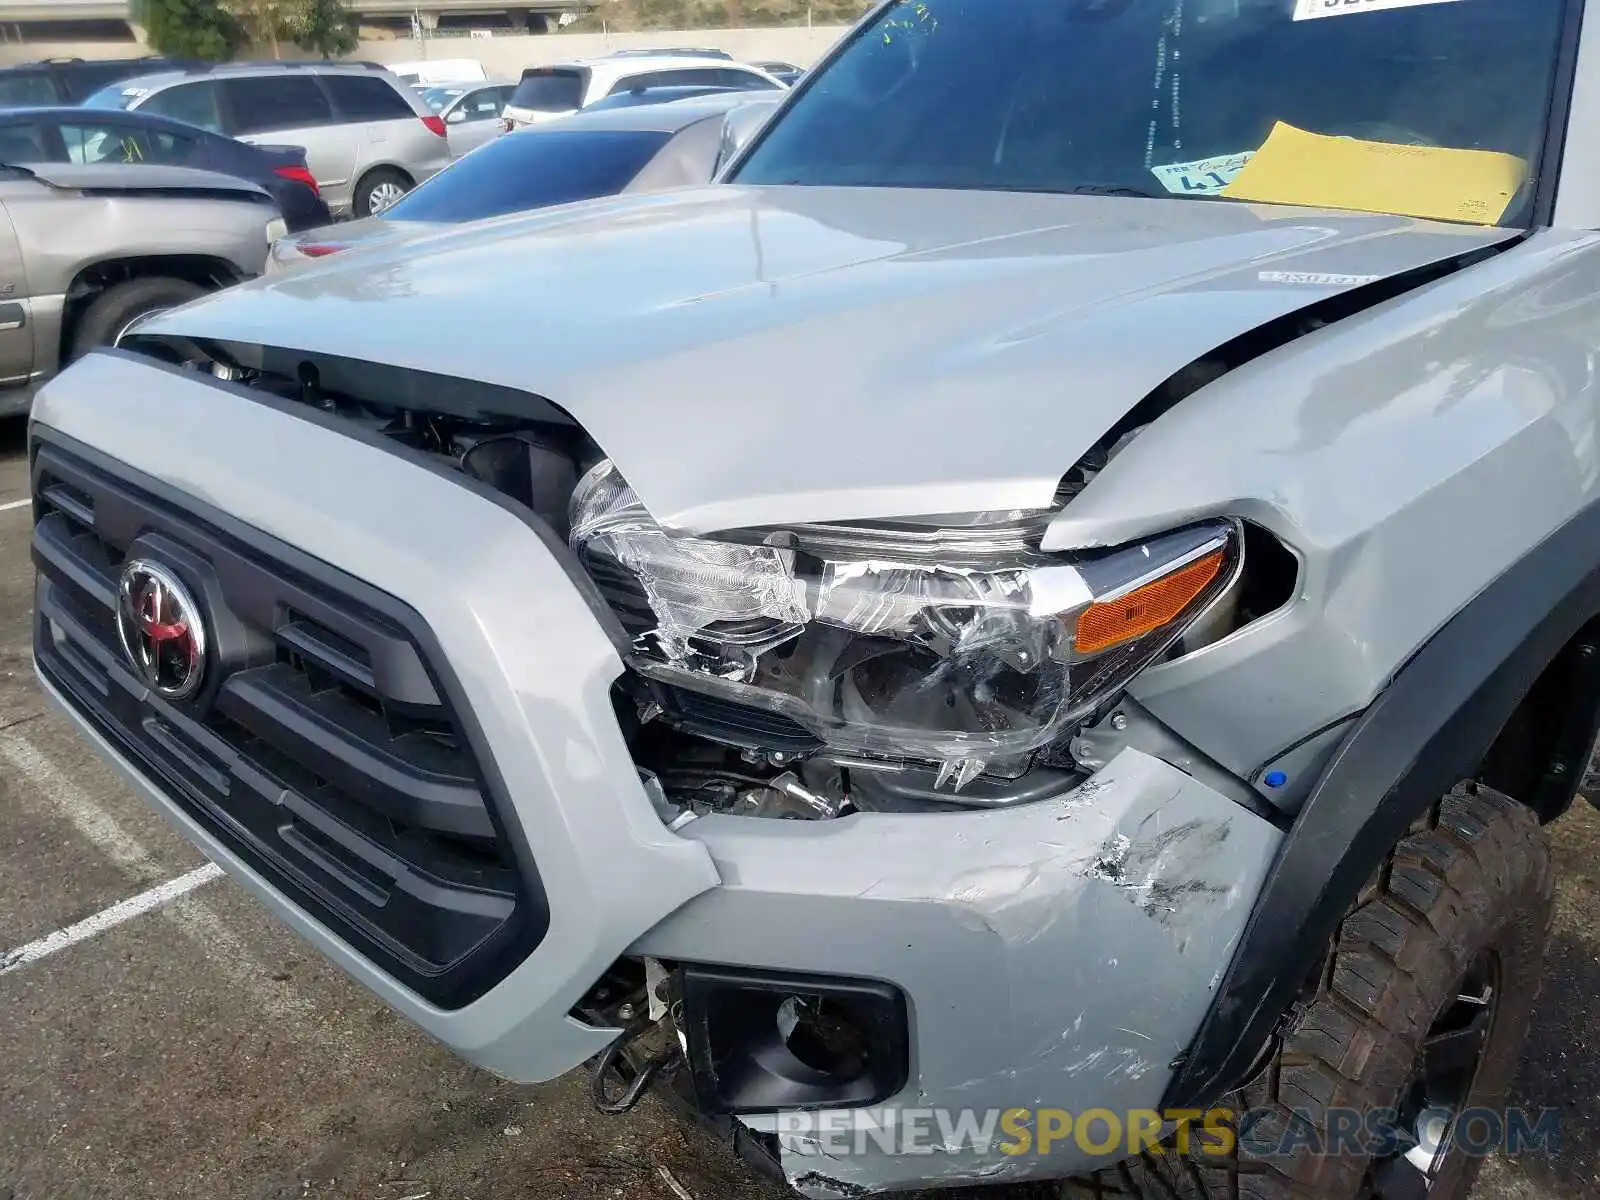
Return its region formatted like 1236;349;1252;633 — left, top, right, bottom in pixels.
0;161;281;417
25;0;1598;1198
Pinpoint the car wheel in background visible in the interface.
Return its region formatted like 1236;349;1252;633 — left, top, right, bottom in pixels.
354;167;412;217
68;277;209;363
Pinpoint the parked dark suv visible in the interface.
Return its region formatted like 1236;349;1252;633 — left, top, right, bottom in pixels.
0;106;331;231
0;56;200;108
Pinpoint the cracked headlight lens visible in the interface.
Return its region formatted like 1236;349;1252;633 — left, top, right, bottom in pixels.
571;459;1239;788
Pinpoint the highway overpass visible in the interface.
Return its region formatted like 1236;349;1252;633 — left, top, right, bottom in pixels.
0;0;580;45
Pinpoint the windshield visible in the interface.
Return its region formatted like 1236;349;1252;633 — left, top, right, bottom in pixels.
383;128;672;222
83;80;154;111
734;0;1571;226
420;85;467;113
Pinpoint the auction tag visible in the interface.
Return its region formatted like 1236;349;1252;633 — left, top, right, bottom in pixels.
1151;151;1255;195
1294;0;1465;21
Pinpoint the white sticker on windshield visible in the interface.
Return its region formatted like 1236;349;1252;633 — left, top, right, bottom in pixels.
1293;0;1465;21
1151;151;1255;195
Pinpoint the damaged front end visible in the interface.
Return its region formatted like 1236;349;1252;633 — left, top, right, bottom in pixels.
130;332;1266;826
105;335;1291;1194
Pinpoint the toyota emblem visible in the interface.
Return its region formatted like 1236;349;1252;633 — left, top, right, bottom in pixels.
116;559;207;701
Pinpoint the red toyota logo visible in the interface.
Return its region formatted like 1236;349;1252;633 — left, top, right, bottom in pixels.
116;560;207;701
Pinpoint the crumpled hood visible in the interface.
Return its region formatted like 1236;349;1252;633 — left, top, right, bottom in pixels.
139;185;1511;533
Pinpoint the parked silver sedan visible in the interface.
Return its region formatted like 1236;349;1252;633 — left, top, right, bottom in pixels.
418;82;516;158
267;91;781;274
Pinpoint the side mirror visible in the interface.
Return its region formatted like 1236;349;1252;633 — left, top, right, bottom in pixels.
713;101;779;179
446;108;466;125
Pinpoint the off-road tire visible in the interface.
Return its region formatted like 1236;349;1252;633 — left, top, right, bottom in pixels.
353;167;411;218
1062;781;1553;1200
68;277;207;362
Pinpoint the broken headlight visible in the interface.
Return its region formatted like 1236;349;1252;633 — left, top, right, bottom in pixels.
571;460;1239;788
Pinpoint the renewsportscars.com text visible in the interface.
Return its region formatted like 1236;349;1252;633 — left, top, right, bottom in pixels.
773;1106;1562;1160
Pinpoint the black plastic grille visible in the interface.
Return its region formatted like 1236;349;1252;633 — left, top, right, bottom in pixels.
579;546;657;640
30;440;547;1007
657;685;822;754
578;548;822;754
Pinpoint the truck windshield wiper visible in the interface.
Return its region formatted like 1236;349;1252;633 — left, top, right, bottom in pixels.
1067;182;1240;202
1068;183;1166;198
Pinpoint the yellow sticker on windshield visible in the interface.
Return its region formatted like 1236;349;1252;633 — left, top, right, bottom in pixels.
1220;122;1527;226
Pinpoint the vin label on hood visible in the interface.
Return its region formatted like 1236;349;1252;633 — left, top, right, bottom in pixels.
1294;0;1465;19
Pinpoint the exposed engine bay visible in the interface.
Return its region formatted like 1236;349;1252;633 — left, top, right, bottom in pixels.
124;336;1297;824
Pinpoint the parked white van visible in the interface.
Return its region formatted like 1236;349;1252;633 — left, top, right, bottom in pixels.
389;59;489;87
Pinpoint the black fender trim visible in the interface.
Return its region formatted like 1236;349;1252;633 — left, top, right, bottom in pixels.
1162;500;1600;1109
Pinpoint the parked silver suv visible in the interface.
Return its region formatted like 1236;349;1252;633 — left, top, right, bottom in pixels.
85;61;452;217
0;160;278;417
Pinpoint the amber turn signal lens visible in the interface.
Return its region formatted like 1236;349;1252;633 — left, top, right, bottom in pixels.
1074;550;1225;656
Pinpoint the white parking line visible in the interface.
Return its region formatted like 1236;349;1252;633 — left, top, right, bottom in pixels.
0;732;162;878
0;498;29;514
0;727;320;1022
0;863;223;976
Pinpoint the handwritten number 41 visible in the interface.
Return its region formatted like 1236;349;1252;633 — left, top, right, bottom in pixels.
1179;171;1230;191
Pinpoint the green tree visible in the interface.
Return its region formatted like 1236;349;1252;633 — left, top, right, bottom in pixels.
291;0;358;58
132;0;244;60
237;0;295;57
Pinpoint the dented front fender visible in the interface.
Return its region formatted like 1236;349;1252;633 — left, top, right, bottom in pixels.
630;748;1283;1193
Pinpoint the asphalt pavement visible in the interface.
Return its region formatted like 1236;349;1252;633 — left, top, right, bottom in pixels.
0;416;1594;1200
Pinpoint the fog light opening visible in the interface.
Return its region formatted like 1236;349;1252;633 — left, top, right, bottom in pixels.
681;966;910;1113
776;994;870;1083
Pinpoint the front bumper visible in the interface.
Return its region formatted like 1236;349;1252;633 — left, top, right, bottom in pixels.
31;351;719;1081
646;748;1281;1194
31;352;1283;1194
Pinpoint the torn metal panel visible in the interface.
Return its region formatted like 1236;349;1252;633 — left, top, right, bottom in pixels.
630;747;1282;1192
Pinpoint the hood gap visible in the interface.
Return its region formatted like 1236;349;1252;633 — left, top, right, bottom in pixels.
1057;230;1531;498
